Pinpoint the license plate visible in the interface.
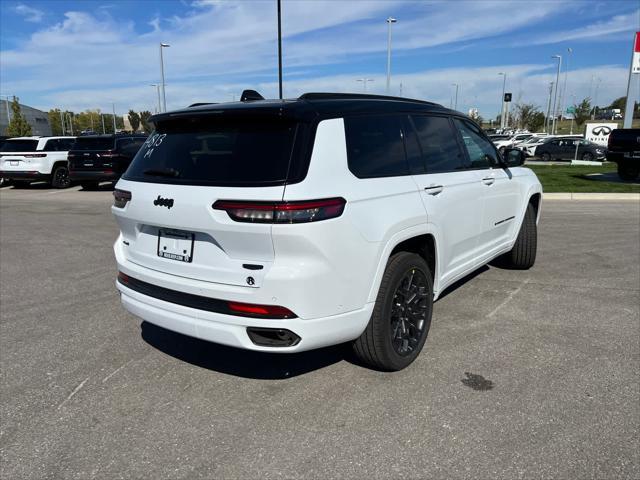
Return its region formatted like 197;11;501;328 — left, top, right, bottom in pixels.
10;161;18;166
157;229;194;263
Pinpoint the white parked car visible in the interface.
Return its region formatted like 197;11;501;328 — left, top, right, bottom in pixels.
112;92;543;371
493;133;535;153
0;136;76;188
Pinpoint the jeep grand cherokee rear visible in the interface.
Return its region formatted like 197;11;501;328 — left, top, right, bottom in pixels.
113;92;542;371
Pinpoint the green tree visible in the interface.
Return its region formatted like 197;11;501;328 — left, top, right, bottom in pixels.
514;103;543;131
528;112;546;133
608;96;626;111
48;109;64;135
128;110;141;132
573;98;591;127
139;110;152;132
5;96;32;136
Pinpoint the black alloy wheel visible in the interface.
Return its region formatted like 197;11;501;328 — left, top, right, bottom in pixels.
582;152;594;161
390;268;429;356
51;166;71;188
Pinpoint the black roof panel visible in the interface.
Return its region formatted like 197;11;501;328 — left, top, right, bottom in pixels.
150;92;456;124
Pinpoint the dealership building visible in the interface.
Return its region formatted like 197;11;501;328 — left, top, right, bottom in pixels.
0;100;52;136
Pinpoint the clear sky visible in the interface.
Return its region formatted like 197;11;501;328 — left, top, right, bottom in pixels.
1;0;639;119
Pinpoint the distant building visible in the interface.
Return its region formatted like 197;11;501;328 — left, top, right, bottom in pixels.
0;100;52;136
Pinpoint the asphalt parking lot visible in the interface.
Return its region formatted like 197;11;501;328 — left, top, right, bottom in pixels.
1;184;638;479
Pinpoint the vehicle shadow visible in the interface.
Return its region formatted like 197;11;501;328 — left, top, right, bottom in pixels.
140;321;351;379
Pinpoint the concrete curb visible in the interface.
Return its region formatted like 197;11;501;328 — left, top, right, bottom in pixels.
544;192;640;201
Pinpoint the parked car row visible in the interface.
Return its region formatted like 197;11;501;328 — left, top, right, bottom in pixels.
0;133;147;189
487;132;606;162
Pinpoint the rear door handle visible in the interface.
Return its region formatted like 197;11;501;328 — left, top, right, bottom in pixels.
482;177;495;186
424;185;444;195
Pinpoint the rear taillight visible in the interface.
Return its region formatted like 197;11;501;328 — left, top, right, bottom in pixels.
213;197;346;224
24;153;46;158
113;189;131;208
228;301;296;319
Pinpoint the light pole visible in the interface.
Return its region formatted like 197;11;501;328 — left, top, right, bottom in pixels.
0;95;12;124
559;47;572;123
451;83;459;111
386;17;397;95
67;112;74;135
159;43;170;112
551;54;562;134
277;0;283;99
498;72;506;128
112;103;117;133
150;84;161;113
545;81;554;133
101;113;106;134
592;77;601;120
357;78;374;92
570;94;576;135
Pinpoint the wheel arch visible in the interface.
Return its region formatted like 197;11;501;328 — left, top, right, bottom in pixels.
367;225;441;303
51;160;69;172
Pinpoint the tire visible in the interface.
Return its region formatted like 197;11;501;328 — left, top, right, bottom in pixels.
51;165;71;189
352;252;433;371
617;161;640;181
81;181;100;191
540;152;551;162
501;203;537;269
582;152;594;161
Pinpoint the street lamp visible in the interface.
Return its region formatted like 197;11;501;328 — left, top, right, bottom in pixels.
551;54;562;134
592;77;601;120
0;95;12;124
545;81;554;133
159;43;170;112
150;84;161;113
386;17;397;95
357;78;374;92
559;47;572;123
451;83;459;111
498;72;507;128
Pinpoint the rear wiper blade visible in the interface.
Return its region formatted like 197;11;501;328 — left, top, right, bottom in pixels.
143;167;181;178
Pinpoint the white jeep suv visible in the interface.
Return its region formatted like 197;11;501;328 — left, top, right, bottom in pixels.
112;92;542;371
0;136;77;188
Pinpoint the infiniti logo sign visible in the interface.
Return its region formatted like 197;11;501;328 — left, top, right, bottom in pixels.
592;126;612;136
153;195;174;209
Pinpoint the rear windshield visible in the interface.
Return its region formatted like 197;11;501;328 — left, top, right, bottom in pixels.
71;137;115;151
0;140;39;152
123;117;299;186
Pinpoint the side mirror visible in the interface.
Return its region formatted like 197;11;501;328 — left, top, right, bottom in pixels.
502;148;525;167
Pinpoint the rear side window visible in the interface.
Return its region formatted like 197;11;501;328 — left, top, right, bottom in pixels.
43;139;60;151
452;118;499;169
411;115;463;173
123;118;298;186
58;139;75;150
118;138;146;157
72;137;115;151
0;139;39;152
344;115;408;178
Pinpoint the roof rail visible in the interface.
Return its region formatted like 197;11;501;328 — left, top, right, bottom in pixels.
298;92;437;106
189;102;217;107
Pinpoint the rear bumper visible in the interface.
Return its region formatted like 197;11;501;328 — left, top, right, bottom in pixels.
69;170;120;182
118;281;373;352
0;170;49;181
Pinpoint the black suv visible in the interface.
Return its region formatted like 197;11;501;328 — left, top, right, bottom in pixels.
68;134;147;189
535;137;606;162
